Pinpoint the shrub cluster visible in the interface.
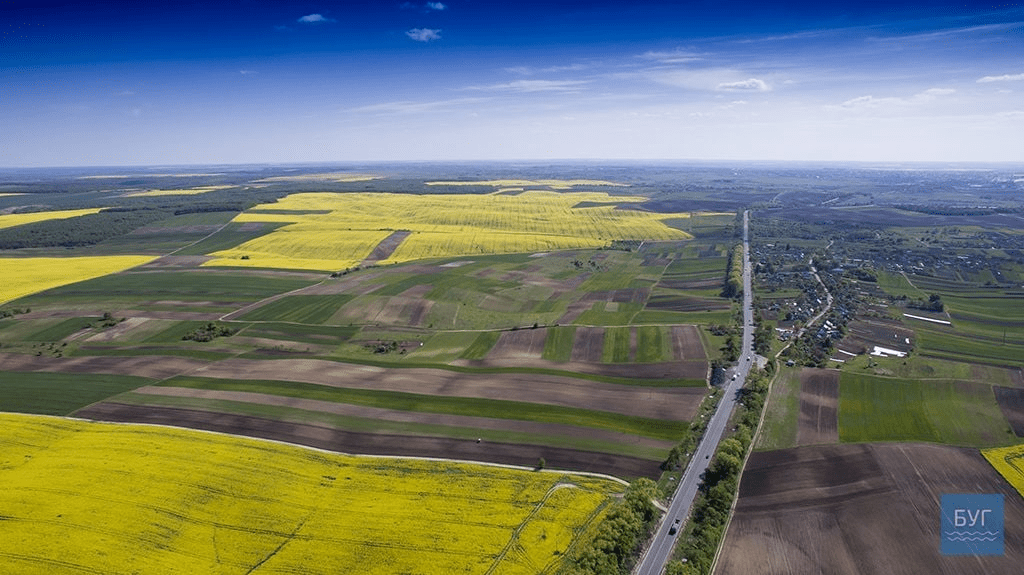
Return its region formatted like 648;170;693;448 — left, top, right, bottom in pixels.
182;323;236;342
564;478;659;575
721;243;744;299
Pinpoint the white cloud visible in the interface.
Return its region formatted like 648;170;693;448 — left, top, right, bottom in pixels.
505;64;587;75
351;97;488;115
977;73;1024;83
297;14;333;24
239;70;257;75
466;79;590;92
831;88;955;110
406;28;442;42
427;2;446;10
638;50;702;64
646;68;763;92
716;78;769;92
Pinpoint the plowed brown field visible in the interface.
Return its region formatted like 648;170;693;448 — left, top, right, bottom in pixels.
716;443;1024;575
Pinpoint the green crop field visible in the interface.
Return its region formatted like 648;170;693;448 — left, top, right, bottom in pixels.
915;327;1024;367
405;331;480;362
602;326;632;363
240;294;355;324
542;325;576;362
460;331;501;359
636;326;670;363
238;322;358;345
838;373;1014;446
22;316;99;341
0;371;153;415
11;270;316;308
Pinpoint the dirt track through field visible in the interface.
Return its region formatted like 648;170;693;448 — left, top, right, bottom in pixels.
130;385;675;450
796;368;839;446
716;443;1024;575
73;402;662;478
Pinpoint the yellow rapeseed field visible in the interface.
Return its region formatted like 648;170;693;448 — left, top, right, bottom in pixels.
0;255;155;305
204;191;693;271
982;443;1024;498
0;208;102;230
426;179;628;189
124;185;232;197
251;173;380;183
0;413;621;574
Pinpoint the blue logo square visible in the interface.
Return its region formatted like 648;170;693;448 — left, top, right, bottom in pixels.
941;494;1004;556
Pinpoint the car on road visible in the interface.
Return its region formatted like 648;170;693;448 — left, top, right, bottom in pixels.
669;518;680;535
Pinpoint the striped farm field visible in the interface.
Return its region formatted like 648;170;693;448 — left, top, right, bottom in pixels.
0;413;621;575
0;255;155;305
0;207;102;230
203;192;695;271
982;443;1024;498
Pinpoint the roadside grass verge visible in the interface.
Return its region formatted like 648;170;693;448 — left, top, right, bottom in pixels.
754;366;800;450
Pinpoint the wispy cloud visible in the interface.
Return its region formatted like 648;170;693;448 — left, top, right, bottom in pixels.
638;50;702;64
717;78;769;92
466;79;590;93
297;14;333;24
505;64;588;75
867;21;1022;44
406;28;442;42
351;97;488;115
427;2;446;10
831;88;955;110
239;70;257;75
977;73;1024;83
646;68;766;92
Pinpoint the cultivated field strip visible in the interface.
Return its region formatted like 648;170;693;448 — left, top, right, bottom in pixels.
0;413;621;574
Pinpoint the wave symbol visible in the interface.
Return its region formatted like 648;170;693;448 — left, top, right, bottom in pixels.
944;531;1000;542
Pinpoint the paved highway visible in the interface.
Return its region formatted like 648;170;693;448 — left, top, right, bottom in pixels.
634;210;754;575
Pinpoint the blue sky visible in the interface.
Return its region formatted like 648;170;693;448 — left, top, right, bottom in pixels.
1;1;1022;166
